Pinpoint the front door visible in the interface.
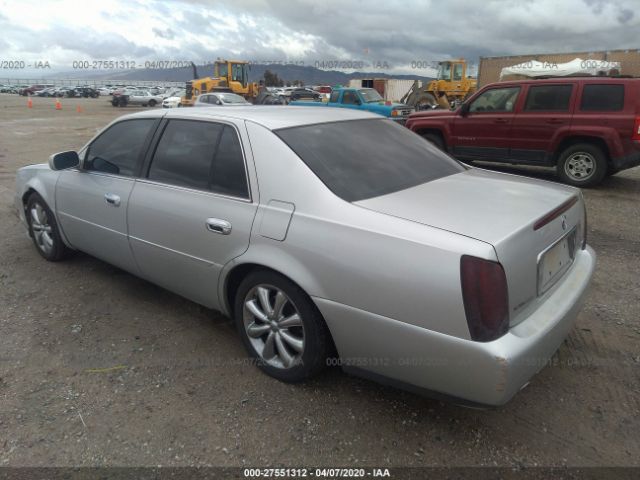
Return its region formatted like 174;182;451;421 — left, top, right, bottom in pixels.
128;119;258;309
452;86;521;161
55;118;158;273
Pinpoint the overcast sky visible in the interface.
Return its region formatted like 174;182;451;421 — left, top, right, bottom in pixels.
1;0;638;76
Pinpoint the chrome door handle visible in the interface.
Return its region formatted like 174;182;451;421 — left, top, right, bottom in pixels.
104;193;121;206
206;218;232;235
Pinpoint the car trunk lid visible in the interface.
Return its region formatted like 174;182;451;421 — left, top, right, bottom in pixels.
354;168;585;326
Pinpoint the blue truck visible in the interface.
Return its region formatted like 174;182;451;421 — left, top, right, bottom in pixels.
290;87;414;123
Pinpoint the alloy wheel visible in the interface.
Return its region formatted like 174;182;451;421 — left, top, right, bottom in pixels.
243;284;305;369
30;202;54;255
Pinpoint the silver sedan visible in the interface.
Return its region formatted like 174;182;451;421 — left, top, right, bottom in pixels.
14;107;595;406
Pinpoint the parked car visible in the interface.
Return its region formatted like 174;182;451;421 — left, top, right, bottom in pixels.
162;95;184;108
20;84;55;96
406;77;640;187
291;87;414;123
67;87;99;98
289;88;321;101
124;91;164;107
35;87;58;97
14;107;595;406
194;92;251;106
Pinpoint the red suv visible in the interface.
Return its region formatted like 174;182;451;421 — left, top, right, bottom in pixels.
405;77;640;187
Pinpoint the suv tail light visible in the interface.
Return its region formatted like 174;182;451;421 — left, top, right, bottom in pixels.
460;256;510;342
633;117;640;141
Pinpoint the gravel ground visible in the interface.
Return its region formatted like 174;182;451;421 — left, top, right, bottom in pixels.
0;94;639;469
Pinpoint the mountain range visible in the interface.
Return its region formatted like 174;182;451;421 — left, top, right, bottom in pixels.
54;63;433;86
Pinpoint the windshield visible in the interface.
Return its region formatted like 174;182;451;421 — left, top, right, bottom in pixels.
359;88;383;103
218;93;249;104
276;119;465;202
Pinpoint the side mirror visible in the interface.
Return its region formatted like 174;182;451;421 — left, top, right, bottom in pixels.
216;100;222;105
48;151;80;170
459;103;470;116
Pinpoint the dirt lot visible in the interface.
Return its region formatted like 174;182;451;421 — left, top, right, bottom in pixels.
0;94;639;469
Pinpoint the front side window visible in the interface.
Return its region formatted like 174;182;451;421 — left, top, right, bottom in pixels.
329;91;340;103
524;85;573;111
85;119;155;176
276;119;465;202
580;84;624;111
469;87;520;113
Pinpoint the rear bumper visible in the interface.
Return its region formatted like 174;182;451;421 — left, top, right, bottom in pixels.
315;246;596;406
611;142;640;171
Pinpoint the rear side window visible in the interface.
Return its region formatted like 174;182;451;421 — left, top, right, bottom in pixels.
148;120;249;198
276;119;465;202
342;91;359;104
524;85;573;111
580;84;625;111
149;120;223;190
85;119;156;176
211;126;249;198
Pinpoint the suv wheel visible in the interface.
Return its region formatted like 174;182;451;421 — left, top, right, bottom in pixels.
557;143;607;187
234;270;331;383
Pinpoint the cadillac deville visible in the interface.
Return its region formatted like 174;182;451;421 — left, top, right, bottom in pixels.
15;107;595;406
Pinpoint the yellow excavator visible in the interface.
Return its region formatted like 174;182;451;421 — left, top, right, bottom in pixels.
182;60;259;106
401;59;477;110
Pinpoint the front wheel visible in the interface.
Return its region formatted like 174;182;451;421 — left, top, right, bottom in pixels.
234;270;331;383
148;100;156;107
421;132;445;151
557;143;607;187
26;193;73;261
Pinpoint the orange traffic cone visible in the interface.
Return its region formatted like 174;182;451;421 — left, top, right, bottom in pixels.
76;104;82;113
27;97;33;108
55;99;62;110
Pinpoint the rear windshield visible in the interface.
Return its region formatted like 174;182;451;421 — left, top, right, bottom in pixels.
275;119;465;202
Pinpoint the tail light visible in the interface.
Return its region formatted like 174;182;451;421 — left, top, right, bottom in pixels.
460;256;510;342
633;116;640;141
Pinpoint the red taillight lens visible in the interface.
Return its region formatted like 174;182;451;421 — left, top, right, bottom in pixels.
633;117;640;141
460;255;510;342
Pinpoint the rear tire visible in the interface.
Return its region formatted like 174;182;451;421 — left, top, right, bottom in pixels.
234;270;331;383
557;143;607;187
148;100;156;107
26;193;73;262
415;93;438;110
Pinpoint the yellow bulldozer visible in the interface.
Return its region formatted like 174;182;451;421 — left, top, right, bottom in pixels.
401;59;477;110
182;60;259;106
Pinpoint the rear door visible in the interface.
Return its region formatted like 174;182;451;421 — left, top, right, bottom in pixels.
508;83;576;164
127;118;258;309
55;118;158;273
451;85;521;161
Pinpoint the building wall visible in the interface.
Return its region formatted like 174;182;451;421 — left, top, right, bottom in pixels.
478;49;640;87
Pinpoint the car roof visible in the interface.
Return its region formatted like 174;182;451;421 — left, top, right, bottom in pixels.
122;106;381;130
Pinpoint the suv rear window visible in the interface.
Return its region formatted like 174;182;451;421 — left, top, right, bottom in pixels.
276;119;465;202
580;84;624;111
524;85;573;111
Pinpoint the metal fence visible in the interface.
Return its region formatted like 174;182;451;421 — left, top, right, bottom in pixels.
0;78;185;87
